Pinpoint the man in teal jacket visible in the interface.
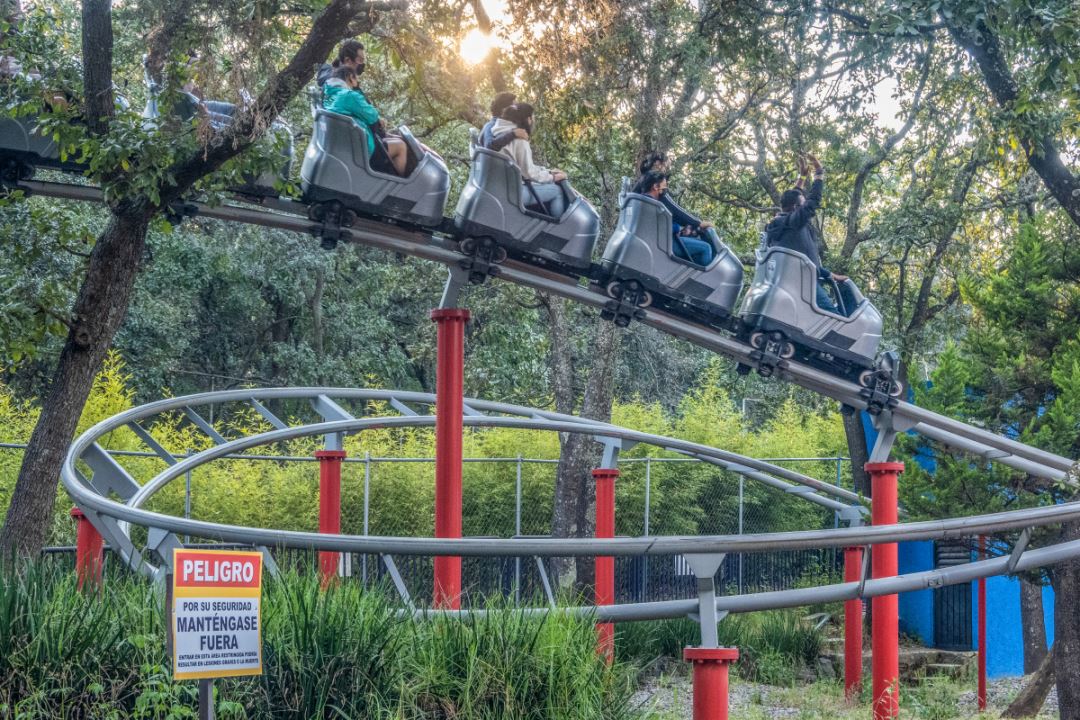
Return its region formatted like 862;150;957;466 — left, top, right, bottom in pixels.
323;65;406;175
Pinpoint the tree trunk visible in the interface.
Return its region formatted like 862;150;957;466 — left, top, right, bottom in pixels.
1020;576;1049;673
1053;515;1080;720
0;211;150;556
1002;644;1055;718
842;410;871;496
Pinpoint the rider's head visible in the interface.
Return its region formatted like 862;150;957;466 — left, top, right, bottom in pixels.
633;170;668;199
502;102;534;133
638;151;669;177
780;188;805;213
333;40;366;74
332;65;358;89
490;92;516;118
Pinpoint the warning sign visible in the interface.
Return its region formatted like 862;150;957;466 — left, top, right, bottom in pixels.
172;549;263;680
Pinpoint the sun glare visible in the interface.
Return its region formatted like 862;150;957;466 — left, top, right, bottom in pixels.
460;28;494;65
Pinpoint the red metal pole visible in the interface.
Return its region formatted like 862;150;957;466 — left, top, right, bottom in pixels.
684;648;739;720
431;308;470;609
317;449;346;588
594;468;619;661
978;535;987;712
866;461;904;720
844;545;864;700
70;507;104;591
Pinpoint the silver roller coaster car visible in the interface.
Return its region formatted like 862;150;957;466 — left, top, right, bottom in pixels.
142;84;294;198
300;109;450;228
738;246;889;386
598;178;744;327
0;112;80;180
453;129;599;272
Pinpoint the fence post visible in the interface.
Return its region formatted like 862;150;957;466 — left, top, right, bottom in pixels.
738;475;744;595
643;457;651;601
362;451;371;585
515;454;522;605
184;449;193;545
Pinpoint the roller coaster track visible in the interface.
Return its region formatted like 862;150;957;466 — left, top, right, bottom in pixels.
20;177;1076;483
61;388;1080;622
11;176;1080;620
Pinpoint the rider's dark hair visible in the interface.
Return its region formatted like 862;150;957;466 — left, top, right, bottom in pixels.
501;102;534;129
632;170;668;196
638;151;668;178
780;188;804;212
332;39;365;68
490;92;515;117
332;65;357;83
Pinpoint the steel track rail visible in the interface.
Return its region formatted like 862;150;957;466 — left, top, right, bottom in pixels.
65;412;1080;557
21;178;1075;479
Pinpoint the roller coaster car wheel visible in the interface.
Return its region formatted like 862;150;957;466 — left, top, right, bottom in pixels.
492;246;508;264
859;370;874;388
890;380;904;397
638;290;653;308
341;209;357;227
1;158;31;184
460;237;478;256
307;203;327;222
605;280;623;300
749;332;765;349
779;341;795;359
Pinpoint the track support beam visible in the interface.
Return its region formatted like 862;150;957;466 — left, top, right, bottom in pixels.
594;468;619;661
431;308;470;609
71;507;104;591
844;545;864;700
867;461;904;720
317;449;346;588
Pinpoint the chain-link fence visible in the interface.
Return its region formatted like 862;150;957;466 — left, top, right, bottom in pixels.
5;443;852;606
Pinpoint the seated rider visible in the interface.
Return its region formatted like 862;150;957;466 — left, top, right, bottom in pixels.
479;91;527;151
637;151;714;242
764;154;855;316
492;102;568;217
323;65;409;176
632;171;714;266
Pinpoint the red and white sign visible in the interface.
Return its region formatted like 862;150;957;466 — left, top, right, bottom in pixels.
172;549;263;680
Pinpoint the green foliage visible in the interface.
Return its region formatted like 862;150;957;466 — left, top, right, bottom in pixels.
1;354;850;544
615;611;823;686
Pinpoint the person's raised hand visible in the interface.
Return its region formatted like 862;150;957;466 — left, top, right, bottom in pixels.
831;272;849;282
808;153;823;174
797;155;809;177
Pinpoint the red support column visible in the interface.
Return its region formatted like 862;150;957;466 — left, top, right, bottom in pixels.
431;308;470;609
684;648;739;720
70;507;104;591
866;461;904;720
317;449;346;588
844;545;864;700
594;468;619;661
978;535;987;712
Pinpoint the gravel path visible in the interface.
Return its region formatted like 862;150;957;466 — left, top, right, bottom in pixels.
631;673;1061;718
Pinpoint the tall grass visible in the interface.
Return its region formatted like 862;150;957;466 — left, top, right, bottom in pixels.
0;563;646;719
616;611;822;686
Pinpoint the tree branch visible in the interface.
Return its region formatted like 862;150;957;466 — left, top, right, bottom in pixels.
946;19;1080;229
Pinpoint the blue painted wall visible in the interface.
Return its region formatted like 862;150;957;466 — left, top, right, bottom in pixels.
971;576;1055;678
898;541;934;644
